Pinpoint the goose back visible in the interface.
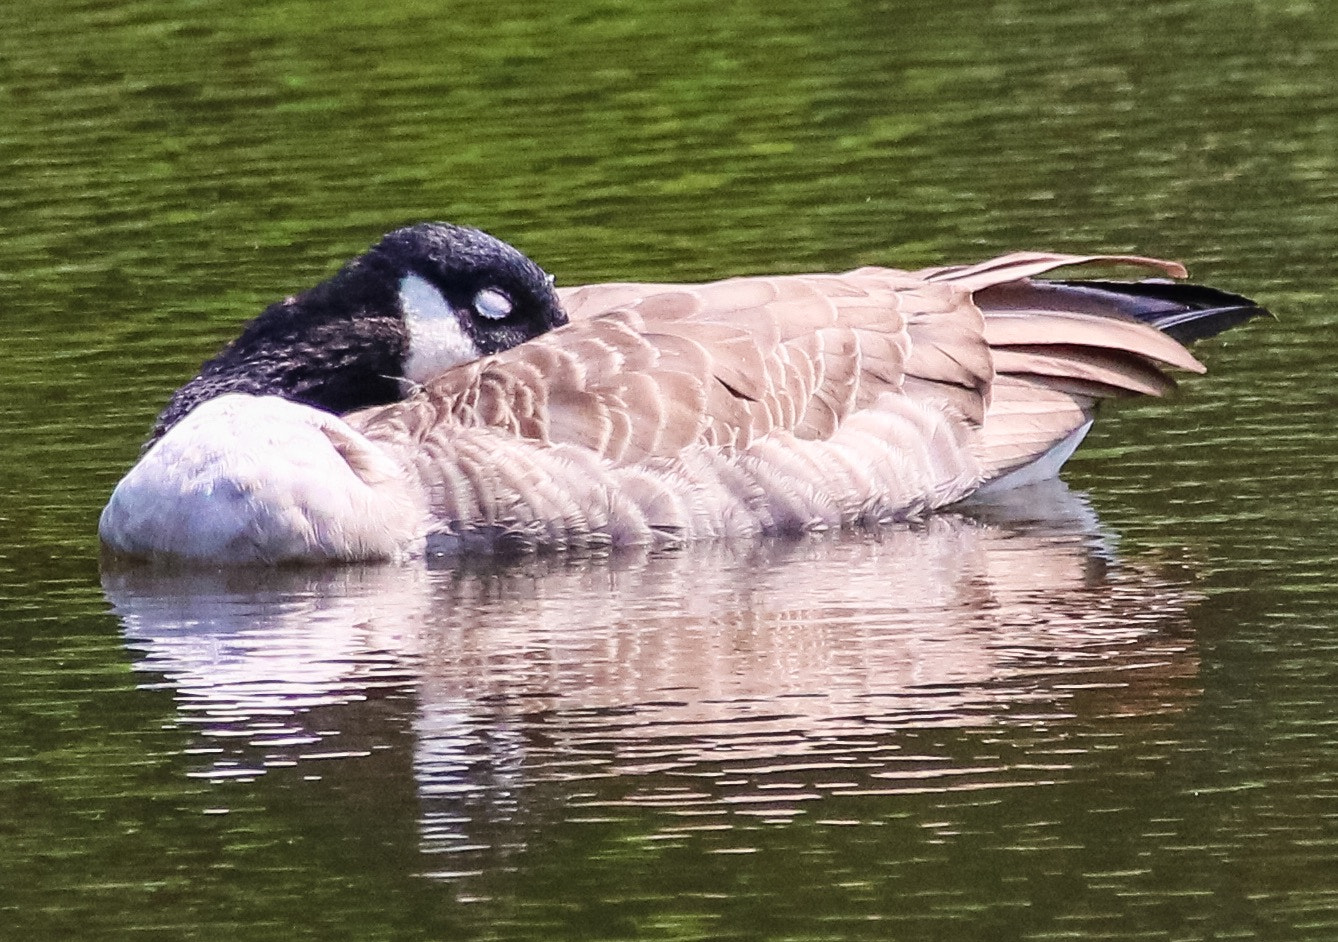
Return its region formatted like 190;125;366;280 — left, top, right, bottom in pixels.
346;253;1213;553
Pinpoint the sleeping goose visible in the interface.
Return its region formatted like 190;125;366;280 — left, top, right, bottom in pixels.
99;223;1265;564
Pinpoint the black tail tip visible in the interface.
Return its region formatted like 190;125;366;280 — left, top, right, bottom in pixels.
1051;278;1271;345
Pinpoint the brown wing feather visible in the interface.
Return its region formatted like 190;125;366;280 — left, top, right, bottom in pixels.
353;254;1206;508
916;251;1188;289
408;271;987;464
991;345;1177;398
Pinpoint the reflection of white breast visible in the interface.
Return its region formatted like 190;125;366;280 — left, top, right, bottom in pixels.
109;564;436;745
105;481;1199;795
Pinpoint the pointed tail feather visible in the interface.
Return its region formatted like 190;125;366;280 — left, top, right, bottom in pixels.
995;278;1271;344
969;274;1266;490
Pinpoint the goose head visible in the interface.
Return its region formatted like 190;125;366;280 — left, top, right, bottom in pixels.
148;222;566;443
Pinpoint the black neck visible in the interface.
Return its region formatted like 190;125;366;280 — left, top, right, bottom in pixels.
148;265;410;444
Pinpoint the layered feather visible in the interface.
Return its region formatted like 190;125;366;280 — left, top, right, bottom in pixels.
342;253;1240;554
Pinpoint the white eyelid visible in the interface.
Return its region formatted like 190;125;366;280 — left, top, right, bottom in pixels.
474;287;513;320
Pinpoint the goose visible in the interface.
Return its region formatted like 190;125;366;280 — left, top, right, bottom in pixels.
99;222;1266;564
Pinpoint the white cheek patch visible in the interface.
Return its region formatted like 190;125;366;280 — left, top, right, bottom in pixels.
398;273;481;386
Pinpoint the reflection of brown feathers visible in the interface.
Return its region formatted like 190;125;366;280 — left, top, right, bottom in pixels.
102;481;1201;806
351;254;1205;549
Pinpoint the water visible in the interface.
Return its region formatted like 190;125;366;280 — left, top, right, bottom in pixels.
4;0;1338;938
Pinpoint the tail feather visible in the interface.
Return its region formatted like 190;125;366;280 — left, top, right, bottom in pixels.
990;344;1178;398
990;278;1270;344
968;274;1267;490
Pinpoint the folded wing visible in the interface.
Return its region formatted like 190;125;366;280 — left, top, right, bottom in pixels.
348;253;1240;545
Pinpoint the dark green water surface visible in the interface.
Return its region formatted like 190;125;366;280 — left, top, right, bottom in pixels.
3;0;1337;938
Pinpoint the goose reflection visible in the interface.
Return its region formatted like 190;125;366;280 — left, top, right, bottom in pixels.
104;480;1200;861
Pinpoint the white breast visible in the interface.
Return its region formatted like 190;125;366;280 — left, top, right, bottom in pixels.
99;394;426;563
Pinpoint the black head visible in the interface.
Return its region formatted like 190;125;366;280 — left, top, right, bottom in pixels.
149;223;567;443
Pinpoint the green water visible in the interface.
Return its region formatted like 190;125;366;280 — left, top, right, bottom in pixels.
4;0;1338;938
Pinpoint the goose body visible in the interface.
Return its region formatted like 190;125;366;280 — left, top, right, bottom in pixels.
99;226;1265;564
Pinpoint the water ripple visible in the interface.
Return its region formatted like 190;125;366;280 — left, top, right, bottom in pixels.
105;481;1202;874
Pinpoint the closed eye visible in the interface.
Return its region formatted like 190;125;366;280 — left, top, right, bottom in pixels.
474;287;513;320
